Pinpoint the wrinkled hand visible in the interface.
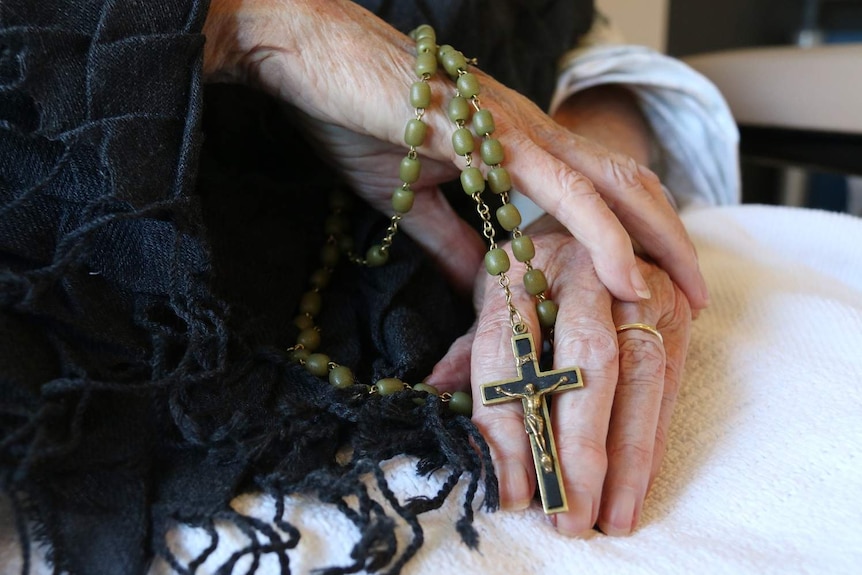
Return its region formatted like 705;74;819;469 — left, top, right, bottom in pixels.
202;0;708;308
428;215;692;536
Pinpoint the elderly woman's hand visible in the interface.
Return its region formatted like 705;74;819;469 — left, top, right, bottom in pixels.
202;0;708;309
428;216;692;535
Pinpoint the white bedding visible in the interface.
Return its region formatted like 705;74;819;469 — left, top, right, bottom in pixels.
5;204;862;574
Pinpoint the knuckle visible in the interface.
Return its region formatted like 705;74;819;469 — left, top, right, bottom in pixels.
604;153;641;193
607;440;654;471
554;321;619;369
556;432;608;475
618;338;666;384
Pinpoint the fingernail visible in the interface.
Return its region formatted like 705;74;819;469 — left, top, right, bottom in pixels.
603;487;637;536
556;489;595;537
630;267;651;300
499;460;531;511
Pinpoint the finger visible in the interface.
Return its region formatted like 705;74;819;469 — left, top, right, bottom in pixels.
648;280;692;489
397;185;486;295
469;263;542;511
531;120;709;310
426;323;475;394
500;133;650;305
598;288;667;536
545;243;619;537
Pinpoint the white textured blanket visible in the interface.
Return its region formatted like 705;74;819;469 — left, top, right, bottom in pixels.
5;205;861;574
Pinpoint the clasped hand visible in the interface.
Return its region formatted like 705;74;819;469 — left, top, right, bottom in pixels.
204;0;698;537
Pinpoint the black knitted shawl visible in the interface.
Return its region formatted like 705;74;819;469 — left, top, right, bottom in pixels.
0;1;592;573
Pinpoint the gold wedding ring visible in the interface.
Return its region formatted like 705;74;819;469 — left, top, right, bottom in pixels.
615;323;663;345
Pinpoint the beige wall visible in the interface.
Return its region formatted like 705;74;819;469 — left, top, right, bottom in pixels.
595;0;669;52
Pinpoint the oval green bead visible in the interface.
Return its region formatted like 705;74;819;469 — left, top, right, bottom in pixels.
537;299;559;329
480;138;504;166
414;51;437;77
409;81;431;109
310;268;331;289
413;24;436;42
484;247;511;276
523;269;549;295
447;96;471;123
511;235;535;262
412;382;439;405
404;118;427;147
366;244;389;267
305;353;331;377
289;348;310;363
376;378;404;395
472;109;496;136
496;203;522;231
399;156;421;184
487;167;512;194
294;314;314;330
329;365;355;389
413;382;439;396
437;44;456;60
392;187;415;214
416;36;437;55
441;50;467;76
320;243;340;267
457;73;481;98
299;290;322;316
451;127;475;155
448;391;473;415
324;213;347;236
297;327;321;351
338;234;354;254
460;167;485;195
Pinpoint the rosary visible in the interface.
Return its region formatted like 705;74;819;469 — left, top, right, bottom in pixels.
288;25;584;515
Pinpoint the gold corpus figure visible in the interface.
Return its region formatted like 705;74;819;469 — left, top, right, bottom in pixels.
495;376;569;473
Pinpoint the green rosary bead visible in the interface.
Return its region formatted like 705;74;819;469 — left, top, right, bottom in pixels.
324;214;347;236
321;243;340;267
410;81;431;108
414;51;437;77
447;96;471;123
460;167;485;194
487;167;512;194
452;127;475;155
376;378;404;395
413;382;439;396
413;24;436;42
294;314;314;330
338;234;354;254
441;49;467;77
305;353;331;377
480;138;504;166
299;291;322;316
496;203;522;231
413;382;439;405
416;36;437;55
297;327;321;352
392;187;415;213
523;269;549;295
472;109;495;136
310;268;331;289
366;244;389;267
437;44;456;60
289;347;310;363
399;156;421;184
456;72;481;98
485;247;511;275
511;235;535;262
537;299;559;329
404;118;427;147
448;391;473;415
329;365;355;389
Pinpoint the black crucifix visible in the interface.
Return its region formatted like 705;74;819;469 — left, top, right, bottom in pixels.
480;333;583;514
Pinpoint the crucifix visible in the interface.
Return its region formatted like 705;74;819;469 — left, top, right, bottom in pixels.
480;333;583;514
